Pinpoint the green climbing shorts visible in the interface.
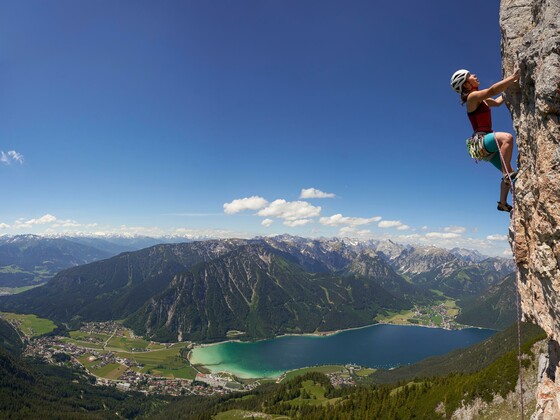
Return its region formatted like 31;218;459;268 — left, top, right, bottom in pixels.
482;133;503;171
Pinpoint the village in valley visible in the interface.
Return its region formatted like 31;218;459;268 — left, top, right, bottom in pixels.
1;314;368;397
376;300;463;330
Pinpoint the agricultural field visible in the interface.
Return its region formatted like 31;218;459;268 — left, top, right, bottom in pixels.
0;312;57;337
65;329;165;351
443;299;460;317
375;308;416;324
376;299;463;329
68;325;198;380
62;331;110;349
77;355;128;379
93;363;128;379
354;368;376;377
107;335;154;351
77;354;99;370
76;341;197;380
115;343;197;379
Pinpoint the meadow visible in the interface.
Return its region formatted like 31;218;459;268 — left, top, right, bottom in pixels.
114;343;198;379
281;365;344;382
0;312;57;337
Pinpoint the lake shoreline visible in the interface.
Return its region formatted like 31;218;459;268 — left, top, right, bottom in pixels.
190;321;494;352
188;323;497;378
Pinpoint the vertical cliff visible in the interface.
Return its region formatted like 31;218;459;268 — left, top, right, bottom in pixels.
500;0;560;418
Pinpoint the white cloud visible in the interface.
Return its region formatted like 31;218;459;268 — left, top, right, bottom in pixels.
262;219;274;227
257;199;321;221
299;188;336;199
223;196;268;214
36;214;57;224
52;219;84;228
0;150;24;165
378;220;408;229
284;219;312;227
396;233;422;241
339;226;371;237
487;234;508;241
319;214;381;227
425;232;461;239
0;223;9;229
444;226;467;234
15;214;57;229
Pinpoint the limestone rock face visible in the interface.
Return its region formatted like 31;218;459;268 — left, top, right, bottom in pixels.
500;0;560;418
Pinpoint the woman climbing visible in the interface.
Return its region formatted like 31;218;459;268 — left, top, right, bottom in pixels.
450;69;520;212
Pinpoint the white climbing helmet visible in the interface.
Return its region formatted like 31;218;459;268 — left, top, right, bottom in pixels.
450;69;470;93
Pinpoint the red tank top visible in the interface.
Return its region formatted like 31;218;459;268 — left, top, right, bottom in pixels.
467;101;493;133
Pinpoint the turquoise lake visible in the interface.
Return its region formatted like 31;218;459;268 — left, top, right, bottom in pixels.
189;324;496;378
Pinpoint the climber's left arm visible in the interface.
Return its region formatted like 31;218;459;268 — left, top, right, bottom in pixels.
486;95;505;107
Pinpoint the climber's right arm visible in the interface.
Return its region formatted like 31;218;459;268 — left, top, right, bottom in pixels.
468;70;520;103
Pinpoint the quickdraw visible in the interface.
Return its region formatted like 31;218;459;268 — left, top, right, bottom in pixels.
466;133;496;162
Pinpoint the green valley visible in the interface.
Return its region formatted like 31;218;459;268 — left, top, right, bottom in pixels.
375;299;462;329
0;312;57;337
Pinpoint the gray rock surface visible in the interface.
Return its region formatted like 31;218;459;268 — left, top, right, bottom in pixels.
500;0;560;418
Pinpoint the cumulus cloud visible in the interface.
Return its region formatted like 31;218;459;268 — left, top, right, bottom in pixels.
299;188;336;199
320;214;381;227
0;150;24;165
444;226;467;234
425;232;461;239
487;234;508;241
284;219;312;227
378;220;408;230
223;196;268;214
257;199;321;221
15;214;57;229
52;219;86;228
0;223;9;229
339;226;371;237
396;233;422;241
262;219;274;227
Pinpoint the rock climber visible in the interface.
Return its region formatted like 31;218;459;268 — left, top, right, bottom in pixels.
450;69;520;212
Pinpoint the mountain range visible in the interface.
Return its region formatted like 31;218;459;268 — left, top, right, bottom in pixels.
0;235;514;341
0;235;113;288
0;234;201;289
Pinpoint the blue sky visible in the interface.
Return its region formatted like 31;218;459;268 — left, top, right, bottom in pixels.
0;1;518;256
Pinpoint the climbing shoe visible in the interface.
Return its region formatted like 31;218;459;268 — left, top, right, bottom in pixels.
502;171;518;186
497;202;513;212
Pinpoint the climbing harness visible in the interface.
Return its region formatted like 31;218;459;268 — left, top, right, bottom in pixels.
495;140;525;420
466;133;496;162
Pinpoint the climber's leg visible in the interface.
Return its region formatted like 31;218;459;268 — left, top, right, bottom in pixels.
499;179;511;207
485;139;512;210
484;132;515;174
